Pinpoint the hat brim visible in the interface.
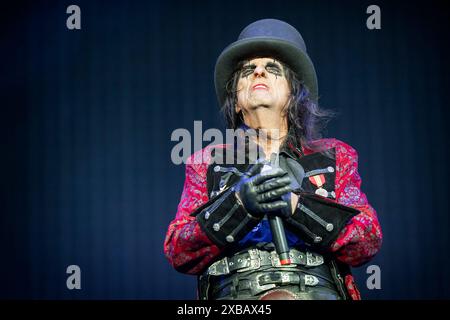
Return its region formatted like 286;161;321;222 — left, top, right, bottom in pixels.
214;37;318;107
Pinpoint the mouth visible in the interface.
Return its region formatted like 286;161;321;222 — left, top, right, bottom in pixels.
252;83;269;91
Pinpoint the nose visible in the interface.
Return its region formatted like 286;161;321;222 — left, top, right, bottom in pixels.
253;64;266;77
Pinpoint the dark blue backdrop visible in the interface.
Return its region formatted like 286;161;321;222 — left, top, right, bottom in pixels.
1;0;449;299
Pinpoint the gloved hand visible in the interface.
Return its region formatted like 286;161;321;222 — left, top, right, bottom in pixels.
235;162;292;218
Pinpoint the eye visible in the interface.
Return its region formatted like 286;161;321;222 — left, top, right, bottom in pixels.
266;63;283;76
240;66;255;77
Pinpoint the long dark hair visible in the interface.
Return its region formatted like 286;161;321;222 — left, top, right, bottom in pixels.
221;59;335;152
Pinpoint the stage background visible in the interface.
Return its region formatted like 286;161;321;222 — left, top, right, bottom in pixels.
1;0;449;299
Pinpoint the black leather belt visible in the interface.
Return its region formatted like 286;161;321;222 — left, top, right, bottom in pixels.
211;270;320;297
199;246;346;300
209;269;341;299
206;248;324;276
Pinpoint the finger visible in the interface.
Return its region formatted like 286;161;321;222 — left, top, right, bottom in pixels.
252;168;287;185
254;176;292;193
256;185;292;202
244;160;265;178
259;201;288;212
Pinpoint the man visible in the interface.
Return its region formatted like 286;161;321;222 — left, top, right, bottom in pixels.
164;19;382;300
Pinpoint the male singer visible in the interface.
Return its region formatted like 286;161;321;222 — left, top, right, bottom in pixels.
164;19;382;300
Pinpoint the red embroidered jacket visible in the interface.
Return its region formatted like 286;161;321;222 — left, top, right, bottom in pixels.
164;138;382;300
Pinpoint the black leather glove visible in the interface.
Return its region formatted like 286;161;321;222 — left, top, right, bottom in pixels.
236;163;292;218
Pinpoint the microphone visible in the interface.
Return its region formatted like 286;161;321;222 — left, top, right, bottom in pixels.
263;153;291;265
268;215;291;265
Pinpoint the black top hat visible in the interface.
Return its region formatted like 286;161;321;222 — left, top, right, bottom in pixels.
214;18;318;107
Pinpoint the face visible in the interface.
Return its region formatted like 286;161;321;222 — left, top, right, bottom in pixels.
235;57;290;116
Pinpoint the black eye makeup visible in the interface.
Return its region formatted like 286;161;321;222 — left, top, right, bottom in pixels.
239;60;284;78
240;64;256;77
265;61;283;77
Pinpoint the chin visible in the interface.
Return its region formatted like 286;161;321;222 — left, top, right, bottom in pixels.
249;98;273;109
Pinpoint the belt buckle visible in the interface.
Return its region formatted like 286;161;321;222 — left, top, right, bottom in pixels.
250;273;277;296
237;249;261;273
207;257;230;276
304;274;319;286
306;252;324;267
270;250;282;267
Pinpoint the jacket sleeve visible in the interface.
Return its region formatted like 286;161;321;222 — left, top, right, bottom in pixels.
330;141;383;267
164;159;222;275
